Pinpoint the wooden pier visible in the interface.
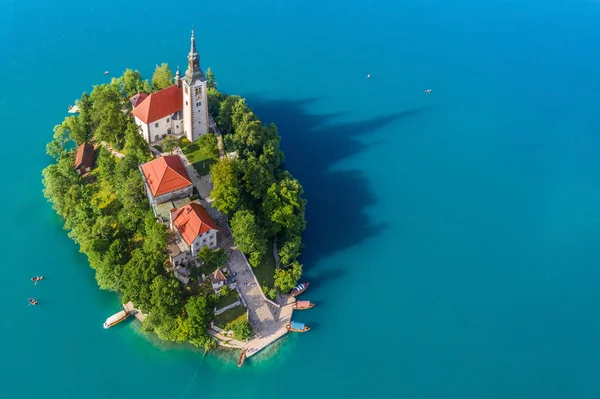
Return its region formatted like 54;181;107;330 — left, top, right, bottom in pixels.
122;301;146;322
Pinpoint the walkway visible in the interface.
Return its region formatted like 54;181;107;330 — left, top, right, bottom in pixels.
100;141;124;159
174;144;294;358
208;114;225;159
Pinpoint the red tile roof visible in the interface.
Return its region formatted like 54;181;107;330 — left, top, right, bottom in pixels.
140;155;192;197
211;269;227;284
129;92;149;108
131;84;182;124
173;202;219;246
74;142;94;170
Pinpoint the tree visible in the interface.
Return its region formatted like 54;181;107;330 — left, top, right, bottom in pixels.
94;101;128;149
263;175;306;233
207;88;226;119
97;147;116;183
241;156;276;201
46;120;72;158
218;285;230;297
209;158;242;215
62;115;88;145
95;238;127;291
161;135;178;153
278;234;302;265
150;275;183;317
185;295;214;347
274;261;303;292
121;249;161;313
217;95;243;135
197;247;227;271
206;67;217;90
227;318;253;341
230;209;267;266
114;69;147;99
124;122;150;162
197;133;219;159
42;156;80;213
152;63;174;91
78;92;94;135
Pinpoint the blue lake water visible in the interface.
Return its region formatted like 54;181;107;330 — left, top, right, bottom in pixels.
2;0;600;397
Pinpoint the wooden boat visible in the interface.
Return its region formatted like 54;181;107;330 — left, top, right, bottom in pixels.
290;282;309;297
103;310;130;329
293;300;314;310
286;321;310;332
28;298;38;306
31;276;44;283
237;349;247;367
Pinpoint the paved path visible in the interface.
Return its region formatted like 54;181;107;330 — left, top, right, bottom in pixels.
177;147;293;358
100;141;125;158
208;114;225;158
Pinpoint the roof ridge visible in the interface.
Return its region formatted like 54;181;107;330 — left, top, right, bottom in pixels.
157;157;168;190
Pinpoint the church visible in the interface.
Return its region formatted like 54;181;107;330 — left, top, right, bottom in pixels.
131;31;209;144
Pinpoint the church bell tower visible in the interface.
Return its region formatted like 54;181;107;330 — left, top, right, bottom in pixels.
182;30;209;142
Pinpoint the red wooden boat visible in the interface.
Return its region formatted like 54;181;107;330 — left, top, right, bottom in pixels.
28;298;38;306
293;300;315;310
290;282;309;297
238;349;247;367
286;321;310;332
31;276;44;283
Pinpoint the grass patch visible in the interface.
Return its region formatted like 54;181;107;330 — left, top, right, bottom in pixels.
252;238;276;289
153;145;163;152
215;289;239;309
180;138;217;176
213;306;246;329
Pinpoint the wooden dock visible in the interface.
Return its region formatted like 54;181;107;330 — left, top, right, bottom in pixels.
122;301;146;322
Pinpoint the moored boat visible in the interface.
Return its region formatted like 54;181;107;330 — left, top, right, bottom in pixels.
103;310;130;329
290;282;309;297
286;321;310;332
31;276;44;283
292;300;314;310
237;349;247;367
28;298;38;306
68;105;80;114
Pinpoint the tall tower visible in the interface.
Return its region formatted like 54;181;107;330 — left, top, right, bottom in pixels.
182;30;209;142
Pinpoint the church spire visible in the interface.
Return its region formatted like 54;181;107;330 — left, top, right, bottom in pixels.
186;30;201;77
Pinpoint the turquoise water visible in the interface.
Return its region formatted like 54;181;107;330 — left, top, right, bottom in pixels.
2;0;600;397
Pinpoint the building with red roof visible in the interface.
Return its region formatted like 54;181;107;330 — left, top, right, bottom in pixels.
129;92;148;108
170;201;219;256
139;155;193;205
130;32;209;144
74;142;94;175
132;85;183;143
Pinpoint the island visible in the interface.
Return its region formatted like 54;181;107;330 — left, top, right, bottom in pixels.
42;31;307;358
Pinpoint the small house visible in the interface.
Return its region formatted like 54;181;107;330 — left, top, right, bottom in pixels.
74;142;94;175
210;269;227;292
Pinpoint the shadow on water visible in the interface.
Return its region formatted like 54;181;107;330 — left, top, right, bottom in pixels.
247;96;424;267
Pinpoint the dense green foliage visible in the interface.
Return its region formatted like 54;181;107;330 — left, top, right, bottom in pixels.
197;247;227;273
208;71;306;291
152;63;174;91
42;69;216;350
160;135;178;153
227;318;253;341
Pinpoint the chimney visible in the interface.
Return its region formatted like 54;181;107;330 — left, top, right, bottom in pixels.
169;208;178;228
